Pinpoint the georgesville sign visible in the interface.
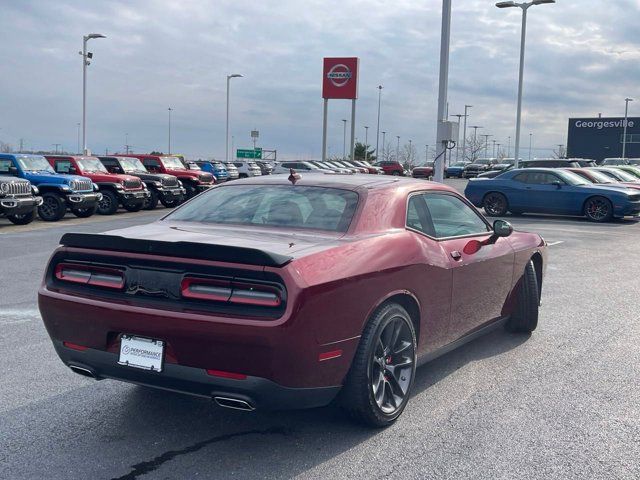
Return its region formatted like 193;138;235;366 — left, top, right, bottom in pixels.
322;57;359;99
567;117;640;161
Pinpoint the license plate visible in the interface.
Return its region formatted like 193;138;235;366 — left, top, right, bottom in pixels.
118;335;164;372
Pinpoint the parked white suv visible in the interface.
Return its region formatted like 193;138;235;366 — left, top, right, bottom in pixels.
272;161;334;175
231;161;262;178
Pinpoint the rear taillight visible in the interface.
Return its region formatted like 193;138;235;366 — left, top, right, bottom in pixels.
181;277;282;307
55;263;124;290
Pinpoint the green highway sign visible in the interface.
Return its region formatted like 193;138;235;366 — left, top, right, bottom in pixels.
236;148;262;159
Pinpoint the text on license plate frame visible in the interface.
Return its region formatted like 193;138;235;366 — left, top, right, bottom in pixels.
118;335;164;372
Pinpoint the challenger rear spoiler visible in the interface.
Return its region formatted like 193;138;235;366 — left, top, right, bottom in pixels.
59;233;293;268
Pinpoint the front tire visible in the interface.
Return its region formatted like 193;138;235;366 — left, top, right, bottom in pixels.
184;183;197;198
38;193;66;221
160;197;181;208
340;303;417;428
144;190;159;210
123;201;144;212
506;260;539;333
583;196;613;223
97;190;119;215
483;192;509;217
7;210;35;225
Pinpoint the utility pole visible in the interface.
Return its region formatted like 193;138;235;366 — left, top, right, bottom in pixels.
622;97;634;159
557;144;564;158
450;114;464;162
462;104;472;161
167;107;173;155
76;123;81;154
19;138;24;152
364;126;369;162
342;119;348;159
434;0;452;182
375;85;383;158
396;135;400;161
481;134;492;158
381;131;387;160
80;33;106;155
529;133;533;160
52;143;61;154
492;139;497;158
507;136;511;157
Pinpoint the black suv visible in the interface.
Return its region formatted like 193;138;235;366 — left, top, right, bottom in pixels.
99;156;186;209
519;159;582;168
0;176;42;225
463;159;496;178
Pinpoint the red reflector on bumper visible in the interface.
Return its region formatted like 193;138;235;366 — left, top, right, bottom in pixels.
206;369;247;380
63;342;89;351
318;349;343;361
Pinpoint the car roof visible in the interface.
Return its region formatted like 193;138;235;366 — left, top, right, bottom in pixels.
224;171;455;193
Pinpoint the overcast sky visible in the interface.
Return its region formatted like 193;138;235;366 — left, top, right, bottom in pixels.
1;0;639;161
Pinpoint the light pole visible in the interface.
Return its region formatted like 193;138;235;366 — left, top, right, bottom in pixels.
529;133;533;160
364;126;369;162
557;144;564;158
507;136;511;157
622;97;634;159
396;135;400;161
52;143;61;154
496;0;556;168
80;33;106;155
462;105;472;161
375;85;383;157
381;131;387;160
470;126;482;160
450;114;464;162
225;73;243;162
497;143;502;157
342;119;348;159
76;123;81;154
481;134;492;158
425;144;429;163
167;107;173;154
408;139;413;165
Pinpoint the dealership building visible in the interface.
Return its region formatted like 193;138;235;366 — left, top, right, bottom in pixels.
566;117;640;162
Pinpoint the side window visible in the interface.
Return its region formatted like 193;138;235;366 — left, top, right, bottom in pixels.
55;160;72;173
143;159;160;172
513;173;530;183
423;194;490;238
234;162;243;168
527;172;562;185
406;195;436;237
0;159;12;173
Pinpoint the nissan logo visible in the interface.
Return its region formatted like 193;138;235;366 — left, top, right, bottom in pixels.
327;64;352;87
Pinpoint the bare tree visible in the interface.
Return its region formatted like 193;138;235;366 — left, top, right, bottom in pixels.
1;141;14;153
463;136;486;163
399;142;418;170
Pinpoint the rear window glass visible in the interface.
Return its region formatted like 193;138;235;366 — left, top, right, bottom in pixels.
167;185;359;232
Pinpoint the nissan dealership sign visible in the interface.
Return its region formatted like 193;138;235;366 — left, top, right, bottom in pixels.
322;57;359;99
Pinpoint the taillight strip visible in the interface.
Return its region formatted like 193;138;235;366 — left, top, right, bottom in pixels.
55;263;124;290
181;277;282;307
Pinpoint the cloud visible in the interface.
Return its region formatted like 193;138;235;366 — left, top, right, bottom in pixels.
0;0;638;160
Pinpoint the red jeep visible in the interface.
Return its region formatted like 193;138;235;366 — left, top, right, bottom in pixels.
121;154;214;199
47;156;149;215
374;161;405;176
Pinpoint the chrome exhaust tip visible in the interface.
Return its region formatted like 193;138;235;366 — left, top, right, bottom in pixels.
213;396;255;411
69;365;96;379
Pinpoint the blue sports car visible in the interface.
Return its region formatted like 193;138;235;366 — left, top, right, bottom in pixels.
445;162;470;178
464;168;640;222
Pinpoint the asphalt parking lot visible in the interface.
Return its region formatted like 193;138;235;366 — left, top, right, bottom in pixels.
1;180;639;480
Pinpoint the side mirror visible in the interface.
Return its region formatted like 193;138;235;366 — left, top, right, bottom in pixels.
8;166;18;176
551;181;562;189
493;219;513;238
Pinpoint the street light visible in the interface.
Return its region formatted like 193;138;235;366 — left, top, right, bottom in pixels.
622;97;634;159
492;139;497;158
507;136;511;157
381;131;387;160
342;119;348;159
76;123;81;154
375;85;383;158
462;105;472;161
450;114;464;162
529;133;533;160
496;0;555;168
396;135;400;161
225;73;243;162
167;107;173;154
481;134;492;158
364;126;369;162
80;33;106;155
470;126;483;160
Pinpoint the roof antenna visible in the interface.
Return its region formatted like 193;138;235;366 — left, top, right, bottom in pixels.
288;168;301;184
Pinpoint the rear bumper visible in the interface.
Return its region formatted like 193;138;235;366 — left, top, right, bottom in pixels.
0;195;42;215
53;340;340;410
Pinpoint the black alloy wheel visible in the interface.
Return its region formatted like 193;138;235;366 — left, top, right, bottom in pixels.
341;303;417;427
38;193;66;221
483;192;508;216
124;200;144;212
584;196;613;223
160;197;181;208
97;190;119;215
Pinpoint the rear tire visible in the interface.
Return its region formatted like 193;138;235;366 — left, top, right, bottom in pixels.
97;190;119;215
583;196;613;223
483;192;508;217
38;193;66;221
7;210;35;225
144;190;159;210
184;183;197;198
340;303;417;428
506;260;539;333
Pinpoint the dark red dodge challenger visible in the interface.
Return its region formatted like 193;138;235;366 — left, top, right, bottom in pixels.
39;173;547;427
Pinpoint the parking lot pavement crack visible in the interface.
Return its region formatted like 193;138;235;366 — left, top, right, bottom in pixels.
110;426;289;480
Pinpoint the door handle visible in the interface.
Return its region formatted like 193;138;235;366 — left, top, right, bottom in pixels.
450;251;462;261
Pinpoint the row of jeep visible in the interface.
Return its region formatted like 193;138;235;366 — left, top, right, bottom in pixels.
0;153;229;225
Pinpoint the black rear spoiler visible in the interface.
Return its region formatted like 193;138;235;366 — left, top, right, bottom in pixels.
59;233;293;268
